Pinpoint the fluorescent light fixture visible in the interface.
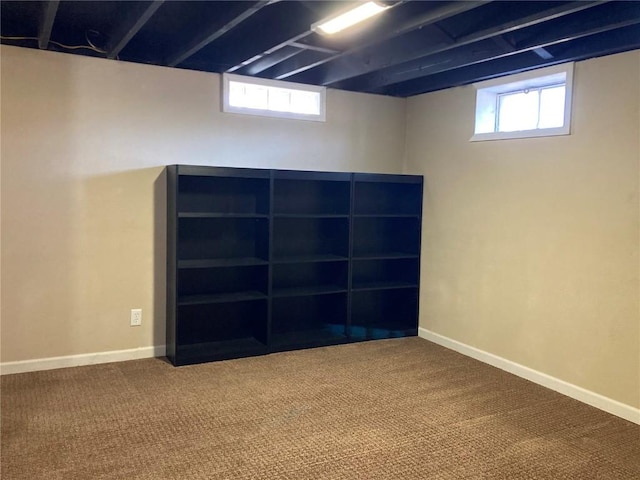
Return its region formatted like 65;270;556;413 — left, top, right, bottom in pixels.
312;1;389;35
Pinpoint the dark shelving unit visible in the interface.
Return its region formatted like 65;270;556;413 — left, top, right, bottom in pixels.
271;293;348;351
178;264;268;305
178;217;269;262
270;171;351;352
272;261;348;297
167;166;271;366
272;217;349;262
351;288;419;341
167;166;422;366
353;176;422;216
352;216;420;258
178;174;269;215
273;171;351;216
350;173;422;343
176;300;268;363
352;257;419;291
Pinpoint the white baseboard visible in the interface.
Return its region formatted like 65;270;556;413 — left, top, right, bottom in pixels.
418;328;640;425
4;335;639;425
0;345;167;375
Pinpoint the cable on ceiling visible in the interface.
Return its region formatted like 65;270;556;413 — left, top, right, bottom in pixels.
0;34;109;55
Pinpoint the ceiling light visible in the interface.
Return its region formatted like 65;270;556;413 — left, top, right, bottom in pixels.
312;2;389;35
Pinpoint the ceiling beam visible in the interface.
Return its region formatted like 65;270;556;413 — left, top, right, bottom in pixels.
431;24;456;44
323;0;604;88
289;42;341;55
38;0;60;49
532;47;554;60
272;0;489;81
237;47;304;76
264;50;333;79
358;1;638;92
227;0;408;75
167;1;270;67
386;24;640;97
273;26;454;81
106;1;165;59
232;38;343;76
226;31;311;73
491;35;516;53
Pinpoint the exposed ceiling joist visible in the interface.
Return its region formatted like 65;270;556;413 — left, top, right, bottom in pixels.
533;47;554;60
239;40;343;77
38;0;59;50
238;47;303;76
106;1;164;60
270;50;333;80
167;1;269;67
269;0;489;81
491;35;516;53
388;24;640;97
226;30;311;74
2;0;638;98
323;0;604;88
181;1;323;74
362;1;640;92
289;42;340;55
227;1;410;76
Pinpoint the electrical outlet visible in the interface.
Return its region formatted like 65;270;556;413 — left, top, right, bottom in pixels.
130;308;142;327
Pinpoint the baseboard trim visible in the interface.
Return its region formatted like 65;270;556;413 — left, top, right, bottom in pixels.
418;328;640;425
0;345;167;375
4;335;638;425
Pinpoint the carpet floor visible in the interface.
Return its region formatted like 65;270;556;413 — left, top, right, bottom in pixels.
2;337;639;479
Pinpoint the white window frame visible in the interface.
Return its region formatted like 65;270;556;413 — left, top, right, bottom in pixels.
222;73;326;122
470;62;574;142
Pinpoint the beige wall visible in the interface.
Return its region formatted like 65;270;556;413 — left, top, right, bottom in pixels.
0;45;406;362
2;44;638;410
405;51;640;408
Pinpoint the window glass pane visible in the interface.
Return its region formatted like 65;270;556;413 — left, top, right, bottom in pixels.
538;86;565;128
498;90;539;132
290;90;320;115
472;64;572;140
228;82;247;108
224;74;325;121
267;88;291;112
245;84;268;110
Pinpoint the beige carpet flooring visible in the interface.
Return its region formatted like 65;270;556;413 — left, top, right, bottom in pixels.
2;337;639;479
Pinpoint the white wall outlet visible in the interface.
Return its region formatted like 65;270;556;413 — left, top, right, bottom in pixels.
130;308;142;327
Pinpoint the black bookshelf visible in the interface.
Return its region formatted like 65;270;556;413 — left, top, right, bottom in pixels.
166;166;422;366
350;173;422;343
270;171;351;352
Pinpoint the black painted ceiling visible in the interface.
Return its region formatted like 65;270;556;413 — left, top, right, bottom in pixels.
1;1;639;97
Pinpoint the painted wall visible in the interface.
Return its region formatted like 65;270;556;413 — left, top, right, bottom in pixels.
405;51;640;408
3;44;638;411
0;45;406;362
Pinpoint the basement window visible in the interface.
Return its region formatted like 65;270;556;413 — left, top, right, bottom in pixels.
471;63;574;141
222;73;326;122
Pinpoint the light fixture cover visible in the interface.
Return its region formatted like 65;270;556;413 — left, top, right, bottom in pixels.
312;1;389;35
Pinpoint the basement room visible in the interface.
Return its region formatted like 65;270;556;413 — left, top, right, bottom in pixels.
1;1;639;479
